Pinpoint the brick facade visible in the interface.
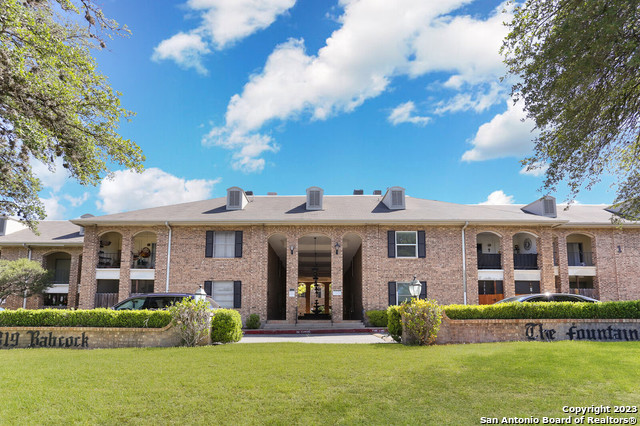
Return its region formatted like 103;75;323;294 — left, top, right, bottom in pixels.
3;223;640;321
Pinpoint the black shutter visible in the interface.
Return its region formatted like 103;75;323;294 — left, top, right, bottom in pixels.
418;231;426;258
233;281;241;308
420;281;427;299
205;231;214;258
235;231;243;258
388;281;397;306
204;281;212;296
387;231;396;258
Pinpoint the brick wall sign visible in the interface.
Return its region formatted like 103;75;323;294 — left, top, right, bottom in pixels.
435;316;640;345
0;325;183;349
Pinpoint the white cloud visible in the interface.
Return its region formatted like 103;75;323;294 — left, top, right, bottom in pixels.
96;168;221;214
152;32;210;75
63;192;90;207
479;190;514;205
153;0;296;72
461;99;539;162
207;0;512;172
388;101;431;126
41;194;66;219
519;162;549;177
31;157;68;192
434;82;506;115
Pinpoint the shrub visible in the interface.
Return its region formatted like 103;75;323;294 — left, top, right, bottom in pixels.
167;298;212;347
0;309;171;328
386;305;402;342
399;299;443;346
245;313;261;329
365;310;388;327
211;309;243;343
444;300;640;320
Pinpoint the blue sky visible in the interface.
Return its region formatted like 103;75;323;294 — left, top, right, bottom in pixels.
36;0;615;219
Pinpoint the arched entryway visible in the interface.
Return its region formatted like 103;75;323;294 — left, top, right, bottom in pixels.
297;234;331;320
267;233;287;321
342;233;363;320
43;251;71;308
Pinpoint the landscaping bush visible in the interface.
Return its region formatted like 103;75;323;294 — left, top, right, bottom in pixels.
444;300;640;320
386;305;402;342
0;308;171;328
211;309;243;343
245;313;261;329
365;310;388;327
399;299;443;345
167;298;213;346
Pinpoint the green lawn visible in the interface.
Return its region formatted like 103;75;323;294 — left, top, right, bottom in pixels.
0;341;638;425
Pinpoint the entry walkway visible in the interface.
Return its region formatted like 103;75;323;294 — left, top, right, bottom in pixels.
239;333;394;344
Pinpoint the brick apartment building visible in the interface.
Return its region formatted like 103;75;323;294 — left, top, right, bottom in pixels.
1;186;639;323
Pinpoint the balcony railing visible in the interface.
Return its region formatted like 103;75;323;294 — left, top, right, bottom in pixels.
97;253;121;268
570;287;597;298
568;251;594;266
514;253;538;270
131;256;155;269
478;253;501;269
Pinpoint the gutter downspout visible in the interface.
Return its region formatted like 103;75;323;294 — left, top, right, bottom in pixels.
461;221;469;305
165;222;172;293
23;244;32;308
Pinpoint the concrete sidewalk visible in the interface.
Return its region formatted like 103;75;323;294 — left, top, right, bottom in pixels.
238;333;394;344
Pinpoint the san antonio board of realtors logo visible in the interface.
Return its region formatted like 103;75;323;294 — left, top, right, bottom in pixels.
525;322;640;342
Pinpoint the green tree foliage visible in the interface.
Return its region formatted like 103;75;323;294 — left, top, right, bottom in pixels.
0;258;52;299
502;0;640;216
0;0;144;228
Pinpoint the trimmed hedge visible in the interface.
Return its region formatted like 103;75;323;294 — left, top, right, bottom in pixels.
211;309;243;343
386;306;402;342
0;309;172;328
365;310;388;327
444;300;640;320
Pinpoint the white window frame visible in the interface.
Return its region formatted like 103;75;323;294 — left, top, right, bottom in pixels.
396;231;418;258
213;231;236;258
211;281;234;309
396;282;415;304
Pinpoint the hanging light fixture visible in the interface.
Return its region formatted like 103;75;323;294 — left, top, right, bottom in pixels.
313;237;322;298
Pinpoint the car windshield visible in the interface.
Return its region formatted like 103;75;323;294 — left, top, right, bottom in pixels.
114;298;145;310
495;296;521;303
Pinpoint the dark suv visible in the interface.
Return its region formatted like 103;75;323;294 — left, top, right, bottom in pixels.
112;293;220;310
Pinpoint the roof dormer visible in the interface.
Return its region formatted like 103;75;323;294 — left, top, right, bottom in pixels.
226;187;249;210
382;186;406;210
521;195;557;218
306;186;324;210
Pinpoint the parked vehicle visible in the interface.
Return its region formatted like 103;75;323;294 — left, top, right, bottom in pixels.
494;293;599;304
112;293;220;310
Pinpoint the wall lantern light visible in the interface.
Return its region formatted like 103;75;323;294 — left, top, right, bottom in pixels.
290;245;295;255
409;275;422;299
195;285;207;302
334;242;341;254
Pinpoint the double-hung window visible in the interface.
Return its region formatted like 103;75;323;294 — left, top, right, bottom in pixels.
396;282;414;304
205;280;241;309
213;231;235;258
396;231;417;258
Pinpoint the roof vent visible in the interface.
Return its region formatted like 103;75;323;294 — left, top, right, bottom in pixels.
226;187;248;210
80;213;94;219
353;189;364;195
373;190;382;196
306;186;324;210
0;218;6;236
79;226;85;236
382;186;406;210
521;195;557;218
267;192;277;196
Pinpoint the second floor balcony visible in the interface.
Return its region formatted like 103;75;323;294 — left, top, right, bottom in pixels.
568;251;593;266
478;253;501;269
97;252;121;268
514;253;538;270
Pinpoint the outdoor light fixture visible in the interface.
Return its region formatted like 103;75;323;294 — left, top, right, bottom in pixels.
408;275;422;299
195;285;207;302
334;242;341;254
290;245;295;254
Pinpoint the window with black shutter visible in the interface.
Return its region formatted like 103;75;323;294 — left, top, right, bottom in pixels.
205;231;243;258
233;281;242;309
388;231;396;258
388;281;397;305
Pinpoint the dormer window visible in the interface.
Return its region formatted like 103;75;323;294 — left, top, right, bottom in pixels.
543;198;556;216
0;218;6;236
521;195;556;218
382;186;406;210
306;187;323;210
226;187;248;210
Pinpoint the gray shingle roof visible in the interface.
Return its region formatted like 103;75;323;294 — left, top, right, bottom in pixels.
69;195;623;226
0;221;83;246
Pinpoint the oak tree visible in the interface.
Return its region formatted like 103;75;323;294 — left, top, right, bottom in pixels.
0;258;52;300
0;0;144;229
502;0;640;217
